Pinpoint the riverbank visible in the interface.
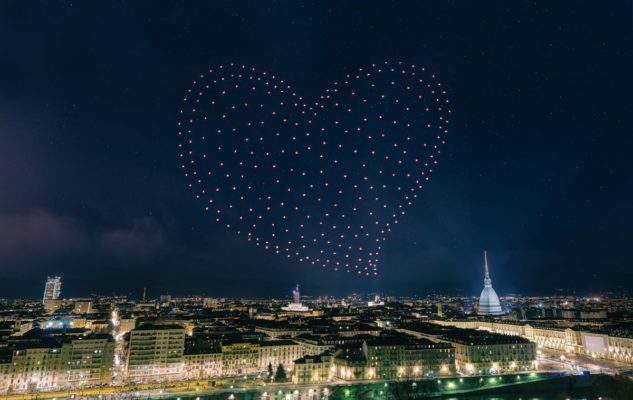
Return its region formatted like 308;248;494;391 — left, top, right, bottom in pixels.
9;372;633;400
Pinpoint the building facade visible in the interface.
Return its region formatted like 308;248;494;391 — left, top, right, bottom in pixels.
0;334;114;394
439;329;535;374
42;276;62;305
0;346;61;393
125;324;185;383
73;301;93;314
293;353;333;384
432;319;633;364
260;340;305;373
331;337;455;381
182;352;221;379
57;335;115;388
220;341;260;376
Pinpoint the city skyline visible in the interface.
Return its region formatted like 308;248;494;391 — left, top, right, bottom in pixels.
2;3;632;398
3;271;630;302
0;279;631;398
1;2;632;297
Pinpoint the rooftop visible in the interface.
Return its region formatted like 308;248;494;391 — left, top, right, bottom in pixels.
440;328;531;346
133;323;185;331
260;339;299;347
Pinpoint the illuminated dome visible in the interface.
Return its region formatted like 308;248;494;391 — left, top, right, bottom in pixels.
478;251;503;315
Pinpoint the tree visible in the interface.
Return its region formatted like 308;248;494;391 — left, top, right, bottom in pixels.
274;363;287;382
267;362;274;380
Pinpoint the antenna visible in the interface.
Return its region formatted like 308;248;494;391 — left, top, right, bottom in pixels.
483;250;492;286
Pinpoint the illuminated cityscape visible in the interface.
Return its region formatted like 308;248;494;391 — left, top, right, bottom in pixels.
0;278;631;398
1;1;631;399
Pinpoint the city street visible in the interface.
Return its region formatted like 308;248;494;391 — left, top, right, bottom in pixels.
536;346;633;375
2;373;580;400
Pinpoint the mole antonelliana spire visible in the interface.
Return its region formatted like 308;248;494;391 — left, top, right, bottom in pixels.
478;250;503;315
484;251;492;287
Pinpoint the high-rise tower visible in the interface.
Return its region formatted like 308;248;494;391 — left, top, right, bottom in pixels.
43;276;62;305
282;283;310;312
477;251;503;315
292;284;300;304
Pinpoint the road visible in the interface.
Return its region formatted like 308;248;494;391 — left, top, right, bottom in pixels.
3;372;576;400
536;345;633;375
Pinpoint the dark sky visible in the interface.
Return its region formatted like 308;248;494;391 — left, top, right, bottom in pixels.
1;1;632;299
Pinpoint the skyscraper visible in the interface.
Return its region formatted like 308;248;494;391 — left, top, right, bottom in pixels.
43;276;62;304
478;251;503;315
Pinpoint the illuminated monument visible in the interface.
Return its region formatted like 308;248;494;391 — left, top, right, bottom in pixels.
293;284;300;303
282;284;310;312
478;251;503;315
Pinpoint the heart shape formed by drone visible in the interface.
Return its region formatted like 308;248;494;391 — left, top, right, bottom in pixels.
178;61;450;276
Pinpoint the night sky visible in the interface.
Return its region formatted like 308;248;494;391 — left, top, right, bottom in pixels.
1;1;632;299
